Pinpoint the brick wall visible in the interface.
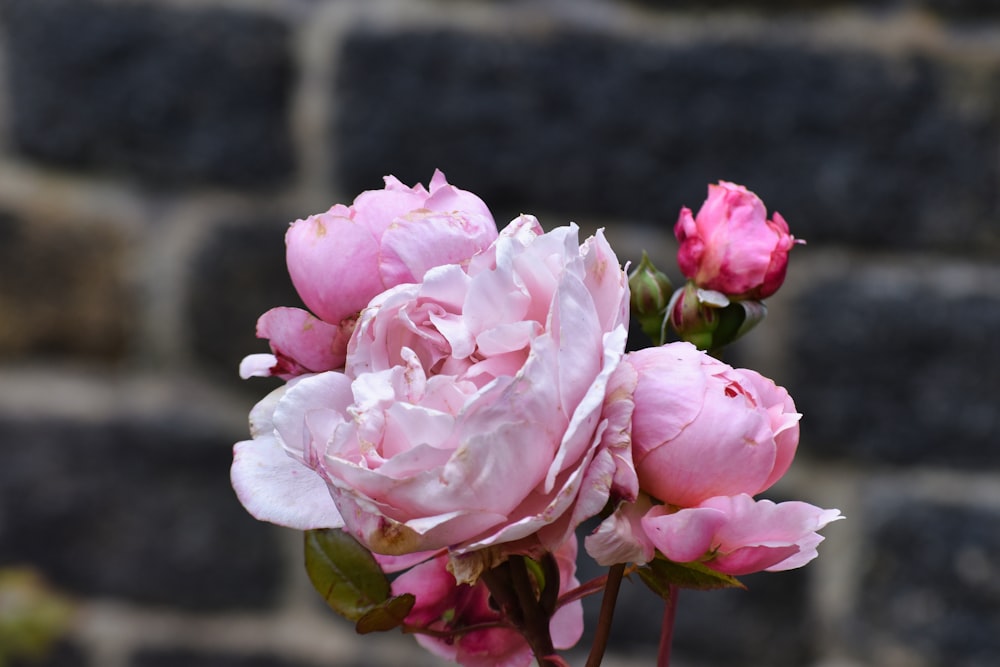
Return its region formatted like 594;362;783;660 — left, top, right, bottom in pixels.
0;1;998;666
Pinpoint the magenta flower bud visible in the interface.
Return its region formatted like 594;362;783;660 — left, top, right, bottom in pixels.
675;182;800;300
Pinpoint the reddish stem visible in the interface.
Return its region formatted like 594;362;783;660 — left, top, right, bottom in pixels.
656;584;680;667
557;564;639;609
584;563;625;667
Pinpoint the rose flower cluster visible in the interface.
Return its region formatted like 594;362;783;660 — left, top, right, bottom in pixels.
231;173;841;667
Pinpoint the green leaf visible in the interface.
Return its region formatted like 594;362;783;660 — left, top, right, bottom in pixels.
304;529;392;621
638;557;745;598
355;594;416;634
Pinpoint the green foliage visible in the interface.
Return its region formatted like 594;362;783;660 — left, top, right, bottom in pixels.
628;252;674;345
355;594;416;634
637;556;745;598
0;568;74;666
304;529;414;633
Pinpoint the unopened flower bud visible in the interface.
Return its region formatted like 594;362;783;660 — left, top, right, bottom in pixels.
629;252;673;344
669;281;767;352
669;281;718;351
675;182;801;300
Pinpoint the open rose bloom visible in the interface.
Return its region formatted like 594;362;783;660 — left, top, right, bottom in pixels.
586;342;842;574
232;174;840;667
232;212;632;564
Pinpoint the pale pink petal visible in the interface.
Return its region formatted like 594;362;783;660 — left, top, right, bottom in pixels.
231;433;342;530
271;371;356;465
742;369;801;493
544;325;627;493
239;353;278;379
425;169;495;223
628;343;707;464
285;212;384;324
585;495;656;566
379;210;498;286
641;504;729;563
709;544;802;576
551;536;584;650
256;306;352;377
580;229;630;333
351;180;428;236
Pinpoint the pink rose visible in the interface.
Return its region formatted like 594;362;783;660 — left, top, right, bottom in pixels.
675;181;798;299
231;216;631;561
641;494;843;575
391;537;583;667
626;342;800;508
587;493;841;574
243;171;497;379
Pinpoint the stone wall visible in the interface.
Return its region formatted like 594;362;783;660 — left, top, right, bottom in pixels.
0;1;998;666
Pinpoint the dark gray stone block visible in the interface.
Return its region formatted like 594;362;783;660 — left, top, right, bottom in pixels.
910;0;1000;16
855;495;1000;667
0;211;132;360
627;0;863;8
0;414;283;610
790;270;1000;467
187;219;301;391
335;31;999;251
574;525;814;666
130;650;317;667
0;0;295;188
10;641;88;667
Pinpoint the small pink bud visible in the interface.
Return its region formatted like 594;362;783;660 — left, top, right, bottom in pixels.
675;182;800;300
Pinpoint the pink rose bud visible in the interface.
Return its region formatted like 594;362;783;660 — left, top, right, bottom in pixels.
675;181;800;300
287;170;498;324
640;494;843;575
625;342;800;508
244;171;498;378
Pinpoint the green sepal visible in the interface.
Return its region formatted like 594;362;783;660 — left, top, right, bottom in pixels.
304;528;393;622
628;252;673;345
638;557;746;598
355;593;416;634
537;552;561;617
709;299;767;352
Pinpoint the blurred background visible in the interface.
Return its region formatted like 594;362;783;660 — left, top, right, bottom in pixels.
0;0;998;666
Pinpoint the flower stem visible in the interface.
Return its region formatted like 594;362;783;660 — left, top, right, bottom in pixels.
509;556;558;666
557;564;639;609
482;557;560;667
656;584;680;667
585;562;625;667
